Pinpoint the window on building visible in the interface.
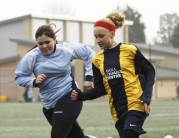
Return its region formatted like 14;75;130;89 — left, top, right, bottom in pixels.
67;21;79;42
83;23;95;46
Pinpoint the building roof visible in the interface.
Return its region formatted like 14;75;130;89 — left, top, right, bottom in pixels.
157;67;179;79
0;55;20;65
133;43;179;56
10;38;36;47
0;13;133;25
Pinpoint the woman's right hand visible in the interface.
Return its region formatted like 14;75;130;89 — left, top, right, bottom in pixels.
71;90;78;100
36;74;46;85
144;103;150;116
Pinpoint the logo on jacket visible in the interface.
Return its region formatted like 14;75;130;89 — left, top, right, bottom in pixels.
37;58;46;62
106;68;122;80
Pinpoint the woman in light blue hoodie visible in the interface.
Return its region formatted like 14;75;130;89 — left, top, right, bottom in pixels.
15;23;96;138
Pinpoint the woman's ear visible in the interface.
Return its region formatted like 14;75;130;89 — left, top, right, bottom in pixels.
111;31;115;38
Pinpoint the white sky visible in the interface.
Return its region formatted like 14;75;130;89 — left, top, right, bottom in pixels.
0;0;179;44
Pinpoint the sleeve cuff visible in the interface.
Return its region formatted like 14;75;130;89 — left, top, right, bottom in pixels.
75;89;84;101
140;98;151;105
33;79;39;87
85;75;93;82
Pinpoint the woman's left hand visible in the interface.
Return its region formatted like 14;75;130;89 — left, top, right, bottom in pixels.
83;81;93;91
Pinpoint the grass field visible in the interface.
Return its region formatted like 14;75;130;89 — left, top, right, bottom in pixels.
0;99;179;138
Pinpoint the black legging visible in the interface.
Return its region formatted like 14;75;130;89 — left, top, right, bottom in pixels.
42;92;87;138
51;116;86;138
122;129;139;138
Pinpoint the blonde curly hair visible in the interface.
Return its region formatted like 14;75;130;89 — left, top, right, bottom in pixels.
98;10;125;29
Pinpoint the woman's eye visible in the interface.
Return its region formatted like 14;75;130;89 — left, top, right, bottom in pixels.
45;41;50;44
94;35;104;38
99;35;104;38
38;41;50;45
38;43;43;45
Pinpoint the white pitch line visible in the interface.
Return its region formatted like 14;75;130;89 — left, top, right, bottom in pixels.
150;113;179;117
0;118;45;121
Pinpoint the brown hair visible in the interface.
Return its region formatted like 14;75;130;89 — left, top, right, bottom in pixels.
28;23;60;51
97;10;125;29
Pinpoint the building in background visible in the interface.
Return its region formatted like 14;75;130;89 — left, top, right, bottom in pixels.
133;43;179;99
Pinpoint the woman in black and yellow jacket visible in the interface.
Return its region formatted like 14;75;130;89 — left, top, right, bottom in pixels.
71;10;155;138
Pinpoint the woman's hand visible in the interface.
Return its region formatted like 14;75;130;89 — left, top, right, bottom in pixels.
71;90;78;100
144;103;150;116
36;74;46;85
83;81;93;91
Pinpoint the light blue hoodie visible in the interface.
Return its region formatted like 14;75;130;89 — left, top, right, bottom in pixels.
15;42;95;108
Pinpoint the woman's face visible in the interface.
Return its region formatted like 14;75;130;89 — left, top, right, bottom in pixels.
94;27;115;49
36;34;56;55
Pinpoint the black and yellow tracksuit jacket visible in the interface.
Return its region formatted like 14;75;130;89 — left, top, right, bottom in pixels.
77;43;155;122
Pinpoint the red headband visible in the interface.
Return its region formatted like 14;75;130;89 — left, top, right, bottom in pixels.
94;21;116;31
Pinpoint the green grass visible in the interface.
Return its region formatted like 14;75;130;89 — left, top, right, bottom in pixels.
0;99;179;138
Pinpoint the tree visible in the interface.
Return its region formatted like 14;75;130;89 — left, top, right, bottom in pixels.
42;1;75;16
170;23;179;48
122;5;146;43
155;13;179;45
